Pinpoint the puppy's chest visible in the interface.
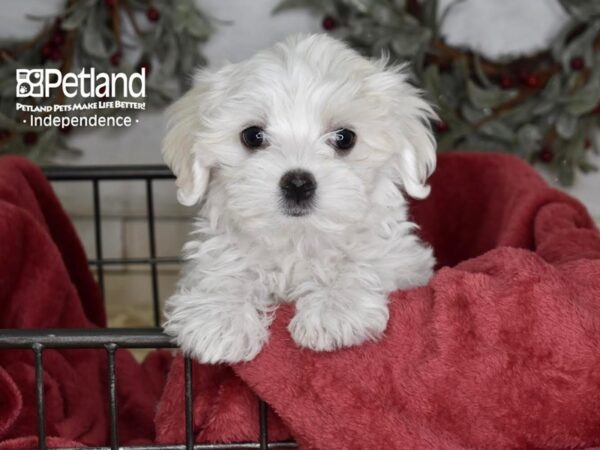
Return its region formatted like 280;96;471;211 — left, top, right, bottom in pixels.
250;244;346;300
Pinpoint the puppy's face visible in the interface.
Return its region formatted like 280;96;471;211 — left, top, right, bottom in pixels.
163;34;436;236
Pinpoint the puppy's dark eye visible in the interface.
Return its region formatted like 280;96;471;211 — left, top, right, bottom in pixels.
332;128;356;153
241;126;266;150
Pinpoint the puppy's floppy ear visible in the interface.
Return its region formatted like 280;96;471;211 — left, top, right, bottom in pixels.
162;80;210;206
374;62;437;199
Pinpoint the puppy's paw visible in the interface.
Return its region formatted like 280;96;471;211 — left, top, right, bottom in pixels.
289;289;389;352
164;294;270;364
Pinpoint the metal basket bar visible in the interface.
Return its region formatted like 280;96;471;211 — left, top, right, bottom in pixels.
42;165;174;181
0;328;177;349
146;179;161;327
106;344;119;449
50;444;298;450
185;356;194;450
259;401;269;449
92;179;105;298
33;343;46;450
87;256;181;266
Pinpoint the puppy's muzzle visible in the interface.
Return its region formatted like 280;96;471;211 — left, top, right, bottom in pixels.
279;170;317;216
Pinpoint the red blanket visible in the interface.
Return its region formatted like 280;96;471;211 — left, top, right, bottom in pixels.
1;153;600;449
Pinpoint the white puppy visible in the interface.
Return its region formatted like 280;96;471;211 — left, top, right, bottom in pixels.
162;34;436;364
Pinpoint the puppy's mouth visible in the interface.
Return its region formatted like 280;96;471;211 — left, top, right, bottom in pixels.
282;203;313;217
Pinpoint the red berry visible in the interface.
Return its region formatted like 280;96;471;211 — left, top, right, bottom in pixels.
23;132;38;146
147;7;160;22
439;59;452;72
539;147;553;163
59;125;72;135
41;43;54;59
570;56;585;71
435;120;449;133
500;75;514;89
406;0;421;17
52;31;65;47
584;138;591;148
0;129;9;140
322;16;336;30
594;104;600;114
525;75;540;88
50;48;63;61
518;70;529;82
109;51;122;66
98;86;107;97
518;70;540;88
105;0;116;7
136;61;151;75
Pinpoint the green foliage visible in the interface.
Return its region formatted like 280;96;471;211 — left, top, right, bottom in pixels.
276;0;600;185
0;0;212;162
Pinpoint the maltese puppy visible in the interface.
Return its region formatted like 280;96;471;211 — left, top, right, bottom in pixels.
162;34;436;364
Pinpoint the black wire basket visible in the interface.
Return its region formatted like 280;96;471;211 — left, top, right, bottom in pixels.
0;165;297;450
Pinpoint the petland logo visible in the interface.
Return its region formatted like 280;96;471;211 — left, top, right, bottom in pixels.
16;68;146;129
16;68;146;98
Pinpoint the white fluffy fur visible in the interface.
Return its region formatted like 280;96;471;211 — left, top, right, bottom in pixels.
162;34;437;364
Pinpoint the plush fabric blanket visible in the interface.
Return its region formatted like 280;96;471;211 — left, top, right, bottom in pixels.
1;153;599;449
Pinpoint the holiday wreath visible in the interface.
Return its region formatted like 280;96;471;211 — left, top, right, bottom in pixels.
277;0;600;185
0;0;212;161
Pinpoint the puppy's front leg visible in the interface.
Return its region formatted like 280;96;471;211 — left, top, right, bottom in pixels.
164;266;272;364
289;264;389;351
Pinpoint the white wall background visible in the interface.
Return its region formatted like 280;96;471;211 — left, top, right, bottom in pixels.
2;0;599;220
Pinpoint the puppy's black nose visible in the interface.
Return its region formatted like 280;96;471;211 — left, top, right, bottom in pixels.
279;170;317;205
